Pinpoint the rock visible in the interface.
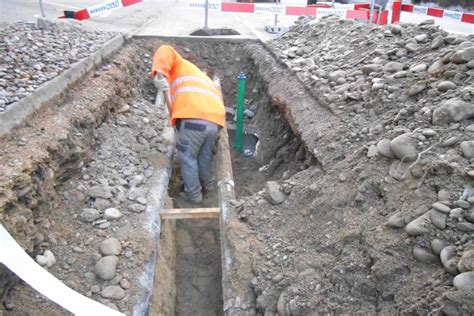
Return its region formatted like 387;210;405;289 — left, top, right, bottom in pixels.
383;62;404;73
80;208;101;223
103;208;122;220
437;81;457;92
328;70;346;82
128;203;146;213
460;141;474;159
431;37;444;49
367;145;378;157
437;190;450;201
440;246;459;275
451;47;474;64
422;128;436;137
101;285;126;300
408;82;426;96
361;64;380;74
405;43;419;53
377;139;395;159
410;64;427;72
450;208;464;219
386;213;406;228
100;238;122;256
428;60;444;73
389;161;408;181
35;250;56;268
120;278;131;289
441;136;459;147
390;133;418;161
90;285;100;293
414;34;428;43
432;98;474;125
265;181;286;205
94;256;119;280
413;246;438;263
456;222;474;232
432;202;451;214
465;209;474;223
256;295;268;310
456;200;470;209
277;292;288;316
405;212;432;236
431;239;445;255
390;24;402;34
453;272;474;291
458;248;474;272
88;185;113;199
429;209;447;230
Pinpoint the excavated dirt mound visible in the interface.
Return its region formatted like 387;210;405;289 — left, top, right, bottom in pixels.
224;16;474;315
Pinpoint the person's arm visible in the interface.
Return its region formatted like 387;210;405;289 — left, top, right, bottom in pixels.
155;72;172;113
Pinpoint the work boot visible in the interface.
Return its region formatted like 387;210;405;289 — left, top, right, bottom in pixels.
202;183;216;195
179;191;202;204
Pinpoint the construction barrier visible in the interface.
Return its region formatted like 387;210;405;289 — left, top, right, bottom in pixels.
188;1;389;24
62;0;142;20
391;0;473;24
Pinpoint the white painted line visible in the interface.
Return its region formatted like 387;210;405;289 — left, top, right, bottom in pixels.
0;225;125;316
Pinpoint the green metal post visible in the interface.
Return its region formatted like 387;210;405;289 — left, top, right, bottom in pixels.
234;72;246;154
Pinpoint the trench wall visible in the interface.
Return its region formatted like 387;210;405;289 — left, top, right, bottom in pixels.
0;44;151;310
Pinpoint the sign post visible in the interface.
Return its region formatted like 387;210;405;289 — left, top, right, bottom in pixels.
204;0;209;29
39;0;46;17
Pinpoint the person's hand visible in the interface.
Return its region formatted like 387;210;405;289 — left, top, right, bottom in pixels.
154;75;169;92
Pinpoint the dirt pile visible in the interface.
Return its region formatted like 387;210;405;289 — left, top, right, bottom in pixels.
229;17;474;315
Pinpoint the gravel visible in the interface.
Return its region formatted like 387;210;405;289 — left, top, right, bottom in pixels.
0;20;117;111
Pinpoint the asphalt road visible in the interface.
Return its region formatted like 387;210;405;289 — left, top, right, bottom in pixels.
0;1;471;36
0;0;165;33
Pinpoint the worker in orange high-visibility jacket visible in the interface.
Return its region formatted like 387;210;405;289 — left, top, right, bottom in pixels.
152;45;225;204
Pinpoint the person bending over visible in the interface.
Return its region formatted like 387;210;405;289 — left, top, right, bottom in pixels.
152;45;225;204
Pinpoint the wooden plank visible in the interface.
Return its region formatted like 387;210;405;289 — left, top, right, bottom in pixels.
160;207;220;220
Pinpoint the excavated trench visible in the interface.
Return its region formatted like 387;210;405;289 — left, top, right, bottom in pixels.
0;37;312;315
147;37;311;315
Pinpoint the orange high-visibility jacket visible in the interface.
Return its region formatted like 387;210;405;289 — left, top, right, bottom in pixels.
151;45;225;127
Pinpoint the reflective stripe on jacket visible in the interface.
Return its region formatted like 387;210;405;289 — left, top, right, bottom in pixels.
151;45;225;127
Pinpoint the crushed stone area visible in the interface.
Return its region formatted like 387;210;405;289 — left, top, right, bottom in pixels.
224;17;474;315
0;20;117;111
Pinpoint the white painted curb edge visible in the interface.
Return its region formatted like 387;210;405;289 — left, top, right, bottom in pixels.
0;225;125;315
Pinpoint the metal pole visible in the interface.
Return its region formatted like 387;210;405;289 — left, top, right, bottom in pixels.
39;0;46;18
369;0;375;24
274;14;278;27
204;0;209;29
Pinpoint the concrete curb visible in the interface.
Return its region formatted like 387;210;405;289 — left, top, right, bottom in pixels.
0;34;126;136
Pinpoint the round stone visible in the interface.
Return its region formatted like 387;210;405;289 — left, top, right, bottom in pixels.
101;285;126;300
94;256;119;280
103;207;122;220
432;203;451;214
100;238;122;256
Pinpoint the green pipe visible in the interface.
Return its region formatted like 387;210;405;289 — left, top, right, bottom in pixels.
234;72;246;154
